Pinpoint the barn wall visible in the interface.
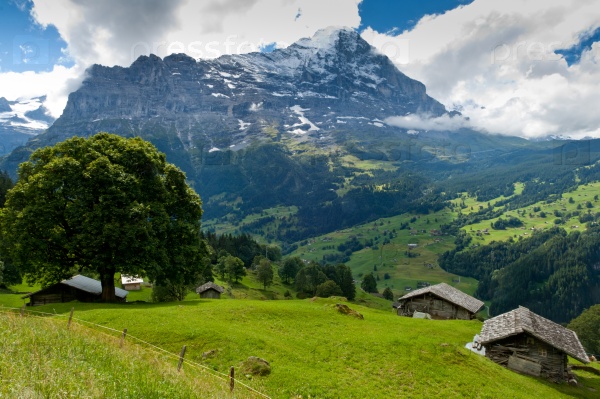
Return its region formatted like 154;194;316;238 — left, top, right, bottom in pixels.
28;284;125;305
397;293;473;320
485;333;567;381
200;290;221;299
123;283;141;291
28;285;76;306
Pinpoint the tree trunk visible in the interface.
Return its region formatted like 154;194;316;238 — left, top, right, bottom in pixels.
100;270;117;302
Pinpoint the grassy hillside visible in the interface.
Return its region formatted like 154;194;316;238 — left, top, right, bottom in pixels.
288;210;478;297
0;311;258;398
458;182;600;246
5;298;598;399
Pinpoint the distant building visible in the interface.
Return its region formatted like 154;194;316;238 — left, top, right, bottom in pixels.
479;306;589;382
196;282;225;299
121;275;144;291
22;275;128;306
396;282;483;320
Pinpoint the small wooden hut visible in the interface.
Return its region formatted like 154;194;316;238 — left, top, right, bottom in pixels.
479;306;589;382
22;275;128;306
396;282;483;320
196;282;224;299
121;275;144;291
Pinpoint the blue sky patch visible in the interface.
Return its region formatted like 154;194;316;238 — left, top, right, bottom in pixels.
0;0;71;72
358;0;474;33
555;27;600;66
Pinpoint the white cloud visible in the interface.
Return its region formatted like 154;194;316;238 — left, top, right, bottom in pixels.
1;0;362;118
384;114;469;131
362;0;600;138
0;64;83;117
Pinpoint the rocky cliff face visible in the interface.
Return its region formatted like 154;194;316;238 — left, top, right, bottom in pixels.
38;27;444;149
1;28;448;206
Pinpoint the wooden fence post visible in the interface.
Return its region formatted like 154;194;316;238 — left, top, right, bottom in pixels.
229;366;235;393
67;307;74;329
120;328;128;348
177;345;187;372
20;305;25;317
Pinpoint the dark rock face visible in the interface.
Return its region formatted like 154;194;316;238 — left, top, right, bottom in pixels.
41;27;445;148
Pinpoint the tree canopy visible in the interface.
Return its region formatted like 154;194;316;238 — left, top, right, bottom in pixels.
256;259;274;290
279;257;303;284
361;273;378;293
0;170;13;206
0;133;206;302
568;305;600;355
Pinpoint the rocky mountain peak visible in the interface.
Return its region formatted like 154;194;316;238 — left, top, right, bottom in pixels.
3;26;448;174
0;97;11;113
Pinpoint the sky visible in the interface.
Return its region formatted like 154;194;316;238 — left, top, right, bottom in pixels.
0;0;599;139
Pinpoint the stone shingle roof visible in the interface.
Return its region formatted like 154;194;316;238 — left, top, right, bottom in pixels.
196;281;224;294
398;282;484;314
479;306;589;364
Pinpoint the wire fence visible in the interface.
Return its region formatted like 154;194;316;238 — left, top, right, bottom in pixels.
0;305;271;399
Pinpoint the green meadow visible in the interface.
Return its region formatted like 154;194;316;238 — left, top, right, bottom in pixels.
1;298;599;398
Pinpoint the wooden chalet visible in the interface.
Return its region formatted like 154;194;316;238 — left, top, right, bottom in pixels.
196;282;224;299
121;275;144;291
479;306;589;382
22;275;128;306
396;282;484;320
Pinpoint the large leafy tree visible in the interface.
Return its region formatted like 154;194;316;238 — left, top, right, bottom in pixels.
0;133;206;302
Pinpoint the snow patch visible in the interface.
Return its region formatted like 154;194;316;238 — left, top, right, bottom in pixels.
250;102;263;111
289;105;319;131
337;116;370;120
238;119;251;130
208;147;220;152
211;93;229;98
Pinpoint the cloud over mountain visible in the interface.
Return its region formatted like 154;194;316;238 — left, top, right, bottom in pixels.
362;0;600;138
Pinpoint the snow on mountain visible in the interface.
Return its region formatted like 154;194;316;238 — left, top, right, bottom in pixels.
1;27;447;171
0;96;54;155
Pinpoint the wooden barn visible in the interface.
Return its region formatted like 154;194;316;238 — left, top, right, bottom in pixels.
196;282;224;299
479;306;589;382
121;275;144;291
396;282;484;320
22;275;128;306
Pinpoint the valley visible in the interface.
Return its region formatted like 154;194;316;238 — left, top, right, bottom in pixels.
2;20;600;399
